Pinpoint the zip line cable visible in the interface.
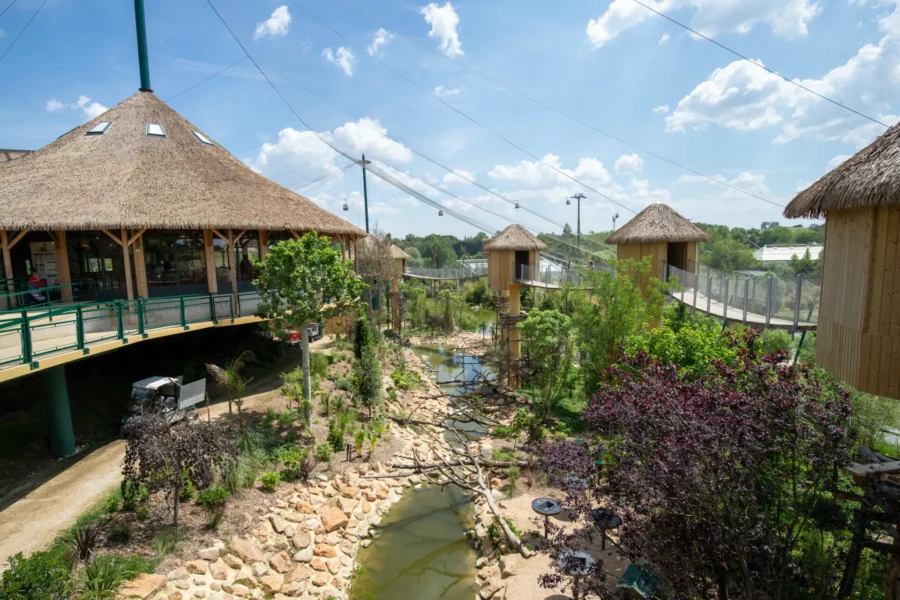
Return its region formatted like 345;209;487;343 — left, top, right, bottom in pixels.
294;160;356;192
166;56;248;102
318;0;783;209
0;0;47;66
629;0;891;130
289;1;639;216
0;0;17;18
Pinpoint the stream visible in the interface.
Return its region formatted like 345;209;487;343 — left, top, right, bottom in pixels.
354;345;490;599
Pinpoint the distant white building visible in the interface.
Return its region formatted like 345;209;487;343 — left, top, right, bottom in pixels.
753;244;823;265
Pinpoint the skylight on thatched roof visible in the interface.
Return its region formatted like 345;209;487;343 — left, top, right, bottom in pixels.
606;204;709;244
785;122;900;219
482;224;548;251
0;91;365;237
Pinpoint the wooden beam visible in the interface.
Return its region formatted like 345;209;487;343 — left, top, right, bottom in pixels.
55;231;73;302
132;232;148;298
234;230;248;244
258;230;268;262
210;229;228;244
291;230;301;240
121;227;134;301
127;228;148;247
1;231;16;309
204;229;218;294
101;229;124;247
228;229;238;311
8;229;28;250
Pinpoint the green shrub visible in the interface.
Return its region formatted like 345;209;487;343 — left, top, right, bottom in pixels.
354;344;382;417
121;481;148;512
327;419;346;452
310;352;329;379
103;490;122;514
277;410;297;427
77;554;148;599
197;485;229;510
179;469;196;502
0;550;71;600
275;446;314;482
153;530;182;557
491;448;516;462
260;471;281;491
314;442;334;463
107;521;132;545
486;517;521;552
335;377;352;392
353;309;376;360
136;504;149;521
760;329;793;356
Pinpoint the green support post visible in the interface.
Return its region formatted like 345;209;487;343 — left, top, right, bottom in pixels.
75;305;85;350
41;365;76;457
236;293;242;318
133;0;152;92
209;294;217;324
361;154;370;233
116;301;124;340
20;310;32;364
137;299;146;336
179;297;187;328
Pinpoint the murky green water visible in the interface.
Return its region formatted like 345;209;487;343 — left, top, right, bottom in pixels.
355;485;479;599
415;345;493;396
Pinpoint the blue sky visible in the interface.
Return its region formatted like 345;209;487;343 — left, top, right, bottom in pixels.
1;0;898;239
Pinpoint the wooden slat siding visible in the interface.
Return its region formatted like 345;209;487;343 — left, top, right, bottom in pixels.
686;242;699;274
869;205;888;332
488;250;513;291
882;205;900;335
890;336;900;399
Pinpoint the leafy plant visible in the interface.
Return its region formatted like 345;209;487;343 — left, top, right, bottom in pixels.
487;516;520;551
77;555;138;599
103;490;122;514
107;521;132;545
310;351;329;379
314;442;334;463
327;419;346;452
354;426;367;458
354;344;382;418
153;530;182;557
260;471;281;492
275;446;314;482
519;309;576;430
197;485;229;510
0;550;71;600
335;377;352;392
135;504;149;521
120;481;148;512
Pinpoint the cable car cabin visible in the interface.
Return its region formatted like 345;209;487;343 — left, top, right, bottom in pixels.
784;123;900;399
607;204;708;294
483;224;548;291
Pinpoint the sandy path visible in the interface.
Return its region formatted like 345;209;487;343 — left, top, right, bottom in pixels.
0;336;334;573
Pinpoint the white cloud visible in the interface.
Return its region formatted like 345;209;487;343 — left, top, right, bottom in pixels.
368;28;395;56
435;85;464;97
442;169;476;185
652;104;670;114
615;153;644;173
330;118;412;163
587;0;819;48
674;171;770;197
489;154;613;188
421;2;463;58
323;47;356;76
45;95;108;120
665;4;900;149
254;6;291;40
659;33;671;44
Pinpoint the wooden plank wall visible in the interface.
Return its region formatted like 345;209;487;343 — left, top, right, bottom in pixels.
616;242;667;292
488;250;513;291
686;242;699;274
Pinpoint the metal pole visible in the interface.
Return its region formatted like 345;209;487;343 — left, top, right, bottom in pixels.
766;278;773;328
133;0;152;92
692;272;698;312
722;278;730;328
742;279;749;325
706;272;712;315
361;154;370;234
793;274;803;332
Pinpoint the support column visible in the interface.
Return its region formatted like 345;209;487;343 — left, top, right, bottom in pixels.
203;229;218;294
509;284;522;388
1;230;14;310
258;230;268;262
132;232;148;298
55;231;73;302
228;229;238;312
121;227;134;301
41;365;76;457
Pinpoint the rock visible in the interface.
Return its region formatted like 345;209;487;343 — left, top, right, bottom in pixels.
252;562;268;577
499;555;521;579
335;496;356;515
185;560;209;575
313;543;337;558
326;558;341;575
117;574;167;600
360;540;372;548
210;558;229;581
231;584;250;598
292;531;312;549
198;547;220;562
270;551;293;574
292;546;314;563
312;573;329;587
167;567;189;581
168;593;183;600
296;500;315;514
321;506;349;532
476;557;487;568
341;486;359;498
481;583;504;599
192;589;206;599
259;573;284;593
288;563;311;582
269;514;288;534
231;536;266;565
310;557;328;572
223;553;243;569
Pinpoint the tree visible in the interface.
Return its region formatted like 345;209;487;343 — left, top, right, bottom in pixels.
789;248;822;277
519;309;576;426
353;308;375;360
224;369;248;433
549;331;854;600
255;233;365;425
572;258;666;393
121;415;236;526
354;344;382;418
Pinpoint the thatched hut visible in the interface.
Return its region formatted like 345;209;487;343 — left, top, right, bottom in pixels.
390;245;411;275
0;91;365;306
607;203;708;290
484;224;548;291
784;122;900;399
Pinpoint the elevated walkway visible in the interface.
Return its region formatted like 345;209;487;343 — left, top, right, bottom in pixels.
0;291;263;384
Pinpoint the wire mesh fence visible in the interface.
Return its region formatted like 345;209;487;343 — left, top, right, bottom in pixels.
404;263;488;280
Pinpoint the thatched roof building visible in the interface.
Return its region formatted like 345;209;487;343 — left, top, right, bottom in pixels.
785;123;900;219
0;91;364;237
482;224;548;252
783;122;900;399
0;149;31;164
607;203;708;245
390;245;412;260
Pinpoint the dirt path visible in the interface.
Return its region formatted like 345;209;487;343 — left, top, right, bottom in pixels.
0;336;335;573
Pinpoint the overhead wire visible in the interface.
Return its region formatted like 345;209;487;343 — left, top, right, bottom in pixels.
288;0;639;215
165;56;248;102
317;0;783;209
0;0;17;18
629;0;891;130
0;0;47;66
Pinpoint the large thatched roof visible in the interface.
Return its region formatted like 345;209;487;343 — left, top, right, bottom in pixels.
607;203;709;244
0;91;365;237
483;224;548;251
0;149;31;164
785;122;900;219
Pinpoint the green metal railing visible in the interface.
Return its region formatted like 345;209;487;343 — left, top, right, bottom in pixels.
0;280;107;311
0;291;260;371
